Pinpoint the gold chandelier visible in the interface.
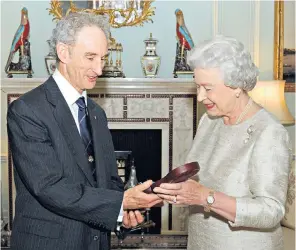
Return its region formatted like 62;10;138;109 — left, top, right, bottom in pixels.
48;0;155;28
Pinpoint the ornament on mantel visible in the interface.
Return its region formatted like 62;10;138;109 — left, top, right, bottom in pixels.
45;40;57;75
101;32;125;78
141;33;161;78
5;7;33;78
173;9;194;78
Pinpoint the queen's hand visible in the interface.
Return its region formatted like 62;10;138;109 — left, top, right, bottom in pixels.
153;179;210;206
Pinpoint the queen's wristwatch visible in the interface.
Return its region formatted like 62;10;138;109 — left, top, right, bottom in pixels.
204;190;215;212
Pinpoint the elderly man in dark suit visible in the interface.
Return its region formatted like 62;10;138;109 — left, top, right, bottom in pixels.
7;12;162;250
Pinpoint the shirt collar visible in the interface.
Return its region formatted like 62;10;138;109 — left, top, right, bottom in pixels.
52;69;87;106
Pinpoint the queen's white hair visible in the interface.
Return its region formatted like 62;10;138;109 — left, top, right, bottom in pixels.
187;35;259;91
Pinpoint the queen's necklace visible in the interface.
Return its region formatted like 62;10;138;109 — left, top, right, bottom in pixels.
235;98;253;125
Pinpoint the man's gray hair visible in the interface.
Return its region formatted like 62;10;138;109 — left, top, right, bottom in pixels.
187;35;259;91
49;12;110;61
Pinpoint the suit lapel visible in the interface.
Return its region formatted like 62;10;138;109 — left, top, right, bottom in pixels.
44;77;96;187
88;100;108;188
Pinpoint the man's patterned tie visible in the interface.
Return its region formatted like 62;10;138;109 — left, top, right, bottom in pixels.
75;97;96;181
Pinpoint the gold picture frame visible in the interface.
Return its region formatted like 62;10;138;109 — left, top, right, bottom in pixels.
274;1;295;92
48;0;155;28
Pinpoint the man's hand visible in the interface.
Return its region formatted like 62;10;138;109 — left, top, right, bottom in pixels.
123;180;163;210
122;210;144;228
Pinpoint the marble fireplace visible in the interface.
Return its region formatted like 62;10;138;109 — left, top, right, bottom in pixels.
1;77;200;235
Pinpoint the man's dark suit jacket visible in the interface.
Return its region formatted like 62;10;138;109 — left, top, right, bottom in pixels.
7;77;124;250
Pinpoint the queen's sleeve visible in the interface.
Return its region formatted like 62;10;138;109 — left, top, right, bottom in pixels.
229;124;291;229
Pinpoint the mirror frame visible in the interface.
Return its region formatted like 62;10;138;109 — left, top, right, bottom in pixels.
274;1;295;92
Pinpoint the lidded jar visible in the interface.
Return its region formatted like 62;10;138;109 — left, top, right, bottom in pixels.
140;33;161;78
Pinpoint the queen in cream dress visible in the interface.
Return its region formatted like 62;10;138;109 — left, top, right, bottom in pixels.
154;36;291;250
186;109;290;250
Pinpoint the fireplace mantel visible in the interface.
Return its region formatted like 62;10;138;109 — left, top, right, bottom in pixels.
1;77;200;235
1;78;196;94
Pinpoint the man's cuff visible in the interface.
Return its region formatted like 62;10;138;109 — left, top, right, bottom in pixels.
116;202;124;230
117;201;124;222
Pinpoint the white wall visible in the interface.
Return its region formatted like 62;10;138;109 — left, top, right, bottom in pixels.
284;0;295;49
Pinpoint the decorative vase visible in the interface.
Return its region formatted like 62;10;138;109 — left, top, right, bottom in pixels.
44;40;56;75
141;33;161;78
